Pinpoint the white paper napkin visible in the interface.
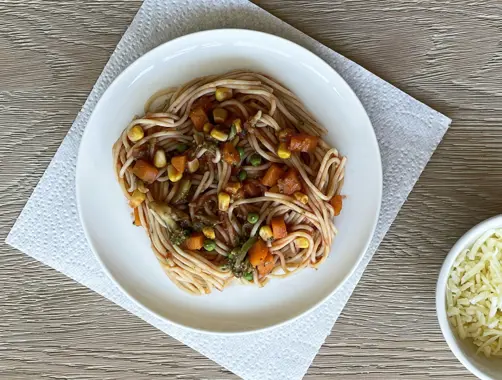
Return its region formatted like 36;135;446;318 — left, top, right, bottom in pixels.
6;1;452;379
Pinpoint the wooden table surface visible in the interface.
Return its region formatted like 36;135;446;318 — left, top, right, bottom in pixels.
1;0;501;378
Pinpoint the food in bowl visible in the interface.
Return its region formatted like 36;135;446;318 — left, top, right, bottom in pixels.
447;227;502;357
112;70;346;295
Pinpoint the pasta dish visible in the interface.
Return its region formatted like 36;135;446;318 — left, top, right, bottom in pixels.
112;70;346;295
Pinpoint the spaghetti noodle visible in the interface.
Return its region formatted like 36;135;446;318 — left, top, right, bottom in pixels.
113;70;346;295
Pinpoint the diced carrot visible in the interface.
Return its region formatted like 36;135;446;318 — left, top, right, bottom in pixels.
132;160;159;183
221;142;240;165
184;232;205;250
257;253;275;277
171;155;187;173
189;107;209;131
224;181;241;195
133;208;141;226
243;179;264;198
261;164;285;187
330;195;343;216
289;133;319;152
271;216;288;239
249;239;270;267
277;168;302;195
193;95;214;112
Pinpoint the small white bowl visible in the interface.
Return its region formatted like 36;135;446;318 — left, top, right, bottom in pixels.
436;215;502;380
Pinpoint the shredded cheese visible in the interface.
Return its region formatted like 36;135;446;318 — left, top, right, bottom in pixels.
447;228;502;357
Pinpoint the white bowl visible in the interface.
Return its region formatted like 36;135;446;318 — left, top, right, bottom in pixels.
436;215;502;379
76;29;382;334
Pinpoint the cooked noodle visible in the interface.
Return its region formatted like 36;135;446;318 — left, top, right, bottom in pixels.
113;70;346;295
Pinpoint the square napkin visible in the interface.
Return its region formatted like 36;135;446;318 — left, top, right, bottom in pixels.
6;0;452;379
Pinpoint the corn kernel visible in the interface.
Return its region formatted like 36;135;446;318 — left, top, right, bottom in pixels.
213;108;228;124
137;180;148;193
215;87;233;102
277;142;291;159
129;189;146;208
210;128;229;142
293;192;309;204
224;182;242;195
202;226;216;240
218;192;231;212
127;125;144;142
295;237;310;249
167;164;183;182
153;149;167;168
259;225;274;242
232;119;242;133
203;122;214;134
187;158;200;173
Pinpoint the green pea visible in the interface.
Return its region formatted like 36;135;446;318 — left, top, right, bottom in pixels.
247;212;259;224
204;240;216;251
249;154;262;167
176;143;188;152
238;170;247;181
237;147;245;160
243;272;253;281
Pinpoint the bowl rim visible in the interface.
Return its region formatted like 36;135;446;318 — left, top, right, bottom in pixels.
76;28;383;334
436;214;502;380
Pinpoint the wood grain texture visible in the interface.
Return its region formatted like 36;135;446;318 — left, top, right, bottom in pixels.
1;0;501;378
